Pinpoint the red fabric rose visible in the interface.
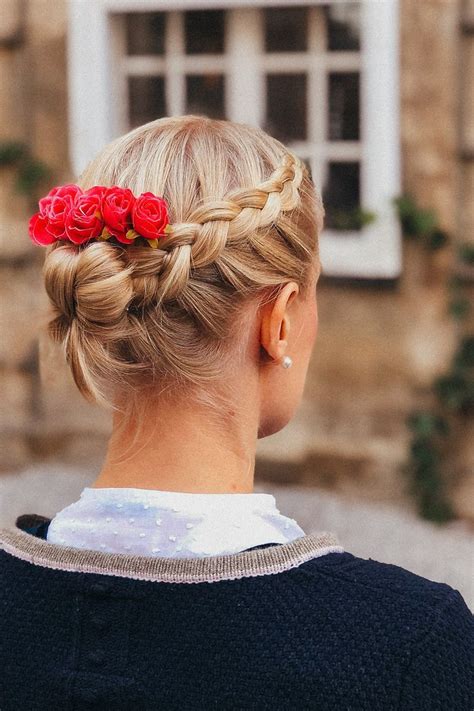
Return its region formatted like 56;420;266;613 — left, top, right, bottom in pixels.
37;184;83;240
84;186;108;201
102;187;136;244
28;213;56;246
39;184;82;207
64;193;104;245
132;192;169;241
28;183;172;249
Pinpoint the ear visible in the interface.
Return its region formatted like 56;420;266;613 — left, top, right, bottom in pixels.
259;282;299;362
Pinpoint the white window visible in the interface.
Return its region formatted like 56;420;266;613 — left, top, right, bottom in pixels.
68;0;401;279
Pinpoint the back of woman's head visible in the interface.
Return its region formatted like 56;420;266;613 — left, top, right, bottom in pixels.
42;115;324;414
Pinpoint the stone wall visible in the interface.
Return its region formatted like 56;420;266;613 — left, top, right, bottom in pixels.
0;0;472;518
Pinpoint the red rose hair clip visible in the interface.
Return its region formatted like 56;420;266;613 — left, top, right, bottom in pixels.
28;184;172;249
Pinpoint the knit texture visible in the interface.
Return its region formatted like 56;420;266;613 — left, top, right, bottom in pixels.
1;514;473;710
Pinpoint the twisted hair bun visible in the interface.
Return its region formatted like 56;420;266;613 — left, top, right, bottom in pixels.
42;116;324;409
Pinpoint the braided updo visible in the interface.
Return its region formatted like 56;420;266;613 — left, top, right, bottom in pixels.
42;115;324;410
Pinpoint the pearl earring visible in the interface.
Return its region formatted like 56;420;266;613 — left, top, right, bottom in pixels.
281;355;293;369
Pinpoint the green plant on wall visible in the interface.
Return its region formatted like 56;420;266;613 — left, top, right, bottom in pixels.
0;140;51;202
394;194;473;523
325;206;377;231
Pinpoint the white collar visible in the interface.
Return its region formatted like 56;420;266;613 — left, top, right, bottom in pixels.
46;486;306;558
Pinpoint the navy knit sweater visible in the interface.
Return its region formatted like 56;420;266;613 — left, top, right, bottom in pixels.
1;513;473;710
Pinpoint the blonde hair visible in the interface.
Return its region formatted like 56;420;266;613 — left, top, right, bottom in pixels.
42;115;324;414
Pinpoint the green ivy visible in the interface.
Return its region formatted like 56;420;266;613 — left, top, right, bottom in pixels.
0;140;51;200
0;142;26;165
458;243;474;265
394;193;473;523
325;206;377;231
393;195;449;249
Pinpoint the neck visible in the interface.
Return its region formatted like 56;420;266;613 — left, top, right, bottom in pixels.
90;389;258;494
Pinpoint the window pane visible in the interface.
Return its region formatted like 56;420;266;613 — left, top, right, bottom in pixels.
264;7;308;52
128;76;166;128
265;74;307;142
186;75;225;119
125;13;165;55
328;73;360;141
323;162;360;230
185;11;225;54
325;3;361;51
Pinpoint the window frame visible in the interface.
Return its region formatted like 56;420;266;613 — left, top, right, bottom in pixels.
68;0;401;279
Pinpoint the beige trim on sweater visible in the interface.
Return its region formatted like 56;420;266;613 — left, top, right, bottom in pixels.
0;523;344;584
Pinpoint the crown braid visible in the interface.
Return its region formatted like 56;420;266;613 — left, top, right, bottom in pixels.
127;153;304;305
41;116;322;408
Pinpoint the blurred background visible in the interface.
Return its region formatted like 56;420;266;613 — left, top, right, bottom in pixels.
0;0;473;605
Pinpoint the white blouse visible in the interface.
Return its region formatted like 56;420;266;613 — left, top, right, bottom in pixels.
46;486;306;558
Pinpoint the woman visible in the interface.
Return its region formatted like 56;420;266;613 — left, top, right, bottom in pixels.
0;116;472;710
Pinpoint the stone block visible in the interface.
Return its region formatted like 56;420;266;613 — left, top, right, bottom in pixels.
0;214;37;261
460;163;474;240
461;36;474;152
26;0;69;174
0;163;37;261
0;432;31;471
400;0;459;232
0;263;45;367
451;474;474;525
0;368;31;431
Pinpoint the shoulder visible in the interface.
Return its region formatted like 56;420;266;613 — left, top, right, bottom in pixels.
304;550;473;708
305;549;468;609
300;550;473;655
